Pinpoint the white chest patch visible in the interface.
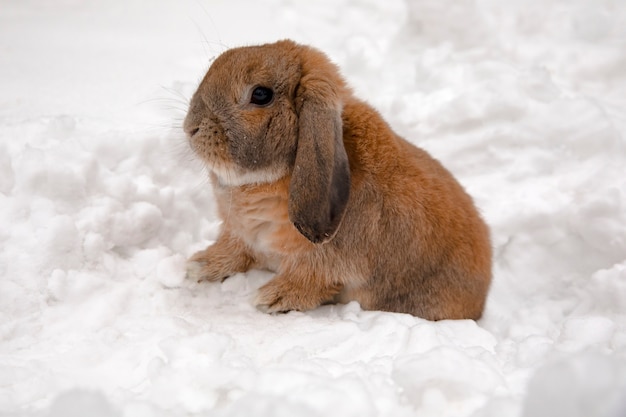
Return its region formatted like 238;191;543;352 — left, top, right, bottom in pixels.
213;164;288;187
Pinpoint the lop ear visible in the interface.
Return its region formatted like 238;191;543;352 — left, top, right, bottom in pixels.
288;69;351;244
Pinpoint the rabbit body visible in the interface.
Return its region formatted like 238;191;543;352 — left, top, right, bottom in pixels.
185;40;491;320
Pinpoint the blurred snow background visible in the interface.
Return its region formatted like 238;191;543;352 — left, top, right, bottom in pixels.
1;0;625;416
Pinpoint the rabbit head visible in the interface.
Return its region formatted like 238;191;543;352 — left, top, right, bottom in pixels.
184;40;350;243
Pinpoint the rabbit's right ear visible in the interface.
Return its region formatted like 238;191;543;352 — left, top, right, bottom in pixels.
288;50;351;244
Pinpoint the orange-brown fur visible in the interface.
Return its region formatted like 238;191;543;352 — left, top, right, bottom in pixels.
184;40;492;320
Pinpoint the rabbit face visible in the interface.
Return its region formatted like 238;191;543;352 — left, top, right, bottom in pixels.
184;44;300;186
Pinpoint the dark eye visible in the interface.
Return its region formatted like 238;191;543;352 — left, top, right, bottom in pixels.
250;86;274;106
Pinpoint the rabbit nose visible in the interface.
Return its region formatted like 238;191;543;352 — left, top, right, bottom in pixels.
183;96;206;137
183;121;200;137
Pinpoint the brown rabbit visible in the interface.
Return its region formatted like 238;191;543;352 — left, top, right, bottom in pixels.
184;40;491;320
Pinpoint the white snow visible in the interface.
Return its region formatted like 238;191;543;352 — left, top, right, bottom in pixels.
1;0;625;416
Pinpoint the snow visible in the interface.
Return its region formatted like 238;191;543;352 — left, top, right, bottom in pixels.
1;0;625;416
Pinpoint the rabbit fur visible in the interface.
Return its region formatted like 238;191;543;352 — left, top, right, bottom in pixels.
184;40;492;320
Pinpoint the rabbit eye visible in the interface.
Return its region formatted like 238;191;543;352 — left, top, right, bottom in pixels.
250;86;274;106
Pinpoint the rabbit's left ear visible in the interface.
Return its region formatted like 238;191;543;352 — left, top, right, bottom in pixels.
288;65;351;244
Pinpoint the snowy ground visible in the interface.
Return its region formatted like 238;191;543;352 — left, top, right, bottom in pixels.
1;0;626;416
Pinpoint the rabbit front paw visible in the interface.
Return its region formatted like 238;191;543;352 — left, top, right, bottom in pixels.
186;240;253;283
255;277;342;314
185;259;231;282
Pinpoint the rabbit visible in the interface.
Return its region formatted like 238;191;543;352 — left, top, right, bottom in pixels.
183;40;492;320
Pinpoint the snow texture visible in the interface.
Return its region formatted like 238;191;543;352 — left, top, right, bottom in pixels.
1;0;625;416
